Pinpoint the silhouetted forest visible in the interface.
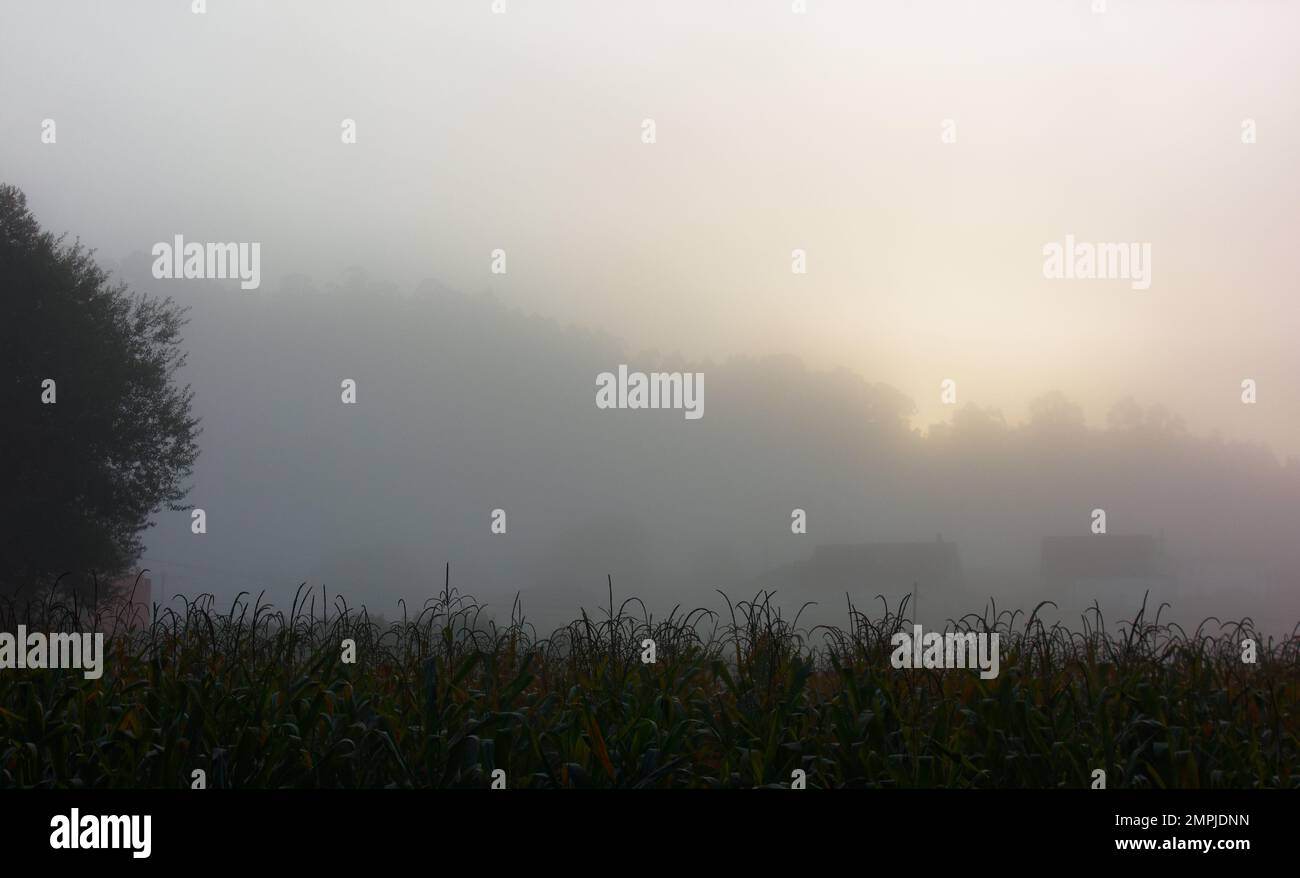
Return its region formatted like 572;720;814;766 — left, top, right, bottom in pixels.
111;254;1300;631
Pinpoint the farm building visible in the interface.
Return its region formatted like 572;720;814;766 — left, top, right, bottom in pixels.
751;536;963;613
1039;534;1176;609
798;538;962;591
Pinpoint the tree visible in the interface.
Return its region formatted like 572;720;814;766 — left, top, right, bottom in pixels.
1107;395;1145;432
0;184;200;597
950;402;1009;445
1027;390;1086;433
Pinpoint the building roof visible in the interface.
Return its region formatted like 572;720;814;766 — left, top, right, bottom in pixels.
1040;535;1162;578
749;538;963;593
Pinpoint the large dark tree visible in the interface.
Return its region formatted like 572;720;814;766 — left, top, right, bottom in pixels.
0;183;200;596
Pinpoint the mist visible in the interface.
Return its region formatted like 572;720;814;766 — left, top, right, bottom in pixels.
3;0;1298;634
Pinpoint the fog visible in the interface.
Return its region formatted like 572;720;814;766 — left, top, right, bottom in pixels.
3;1;1297;633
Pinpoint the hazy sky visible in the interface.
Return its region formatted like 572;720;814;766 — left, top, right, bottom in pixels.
3;0;1298;455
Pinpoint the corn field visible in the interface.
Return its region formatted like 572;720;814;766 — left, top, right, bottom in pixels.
2;574;1297;789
